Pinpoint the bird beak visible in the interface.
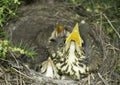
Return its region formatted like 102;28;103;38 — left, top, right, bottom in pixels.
56;25;64;36
65;23;83;47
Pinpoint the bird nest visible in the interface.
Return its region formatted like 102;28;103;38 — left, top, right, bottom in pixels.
2;3;120;85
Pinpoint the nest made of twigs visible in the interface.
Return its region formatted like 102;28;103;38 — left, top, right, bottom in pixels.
2;3;120;85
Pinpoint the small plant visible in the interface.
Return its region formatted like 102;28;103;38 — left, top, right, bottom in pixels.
0;0;20;27
0;0;20;40
0;40;9;57
0;0;36;59
0;39;36;58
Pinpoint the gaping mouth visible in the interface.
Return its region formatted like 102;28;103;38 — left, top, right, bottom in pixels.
65;23;83;47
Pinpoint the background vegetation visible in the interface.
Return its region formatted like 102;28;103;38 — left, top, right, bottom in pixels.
0;0;35;59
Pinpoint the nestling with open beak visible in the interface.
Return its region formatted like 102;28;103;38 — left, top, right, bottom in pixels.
54;23;89;79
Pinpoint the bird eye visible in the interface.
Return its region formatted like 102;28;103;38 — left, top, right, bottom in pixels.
50;39;56;42
63;39;66;43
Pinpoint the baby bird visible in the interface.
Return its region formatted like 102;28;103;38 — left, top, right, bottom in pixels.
40;57;60;78
53;23;89;79
48;24;70;53
40;25;70;79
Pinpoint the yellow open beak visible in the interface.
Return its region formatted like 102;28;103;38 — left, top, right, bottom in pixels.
56;25;64;36
65;23;83;47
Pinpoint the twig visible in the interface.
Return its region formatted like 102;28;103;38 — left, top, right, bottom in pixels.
23;80;25;85
16;74;18;85
98;72;109;85
19;74;22;85
11;67;33;80
105;43;120;51
91;73;95;80
9;50;19;65
88;75;90;85
4;74;9;85
103;14;120;39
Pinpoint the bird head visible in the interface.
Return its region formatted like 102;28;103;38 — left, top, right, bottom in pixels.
56;25;64;37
